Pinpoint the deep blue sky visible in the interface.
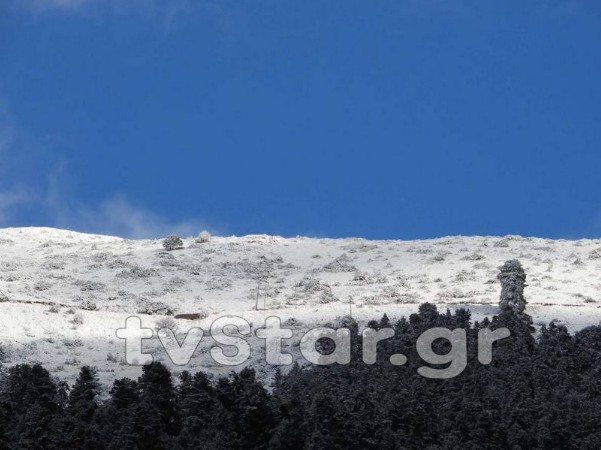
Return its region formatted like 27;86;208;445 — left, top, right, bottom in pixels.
0;1;600;239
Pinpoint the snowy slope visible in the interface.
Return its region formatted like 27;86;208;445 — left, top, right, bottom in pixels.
1;227;600;387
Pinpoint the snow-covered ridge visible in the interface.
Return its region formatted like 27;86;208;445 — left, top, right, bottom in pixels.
1;227;600;386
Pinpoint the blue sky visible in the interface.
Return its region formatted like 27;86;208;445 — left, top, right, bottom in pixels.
0;1;600;239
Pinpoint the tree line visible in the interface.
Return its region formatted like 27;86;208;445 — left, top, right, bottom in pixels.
1;261;600;449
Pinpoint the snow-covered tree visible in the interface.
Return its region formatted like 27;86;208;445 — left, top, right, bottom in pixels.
498;259;527;314
162;235;183;251
196;230;211;243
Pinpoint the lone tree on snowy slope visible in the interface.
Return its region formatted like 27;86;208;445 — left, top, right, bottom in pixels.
162;235;183;251
497;259;527;314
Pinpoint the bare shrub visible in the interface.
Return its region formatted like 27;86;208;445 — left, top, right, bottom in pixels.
494;239;510;248
136;300;174;315
74;279;106;292
352;271;387;284
71;314;84;325
155;317;178;333
455;270;476;282
33;280;52;291
196;230;211;243
79;300;97;311
430;252;448;262
63;338;83;347
589;248;601;260
116;264;158;279
462;252;485;261
322;254;357;273
436;289;480;300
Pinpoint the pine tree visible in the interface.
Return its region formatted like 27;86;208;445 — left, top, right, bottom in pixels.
497;259;527;314
110;377;139;409
59;366;101;449
68;366;100;421
138;362;180;435
0;364;61;449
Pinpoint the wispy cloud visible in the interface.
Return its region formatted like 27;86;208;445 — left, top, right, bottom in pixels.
60;196;207;239
0;189;28;227
0;101;28;226
6;0;193;22
15;0;92;12
42;159;211;238
0;96;212;239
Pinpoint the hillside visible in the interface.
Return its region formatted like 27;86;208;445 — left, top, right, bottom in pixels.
1;227;600;386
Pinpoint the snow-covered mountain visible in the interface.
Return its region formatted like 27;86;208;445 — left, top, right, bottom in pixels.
1;227;600;387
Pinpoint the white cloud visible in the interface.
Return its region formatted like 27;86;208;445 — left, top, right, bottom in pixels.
42;159;209;238
54;195;208;239
0;101;28;225
16;0;92;12
7;0;193;21
0;96;211;238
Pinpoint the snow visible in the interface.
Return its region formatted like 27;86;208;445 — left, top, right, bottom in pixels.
1;227;600;387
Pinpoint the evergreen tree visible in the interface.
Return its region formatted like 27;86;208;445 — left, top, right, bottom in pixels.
60;366;101;449
68;366;100;421
498;259;527;314
138;362;180;436
1;259;601;450
0;364;61;449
